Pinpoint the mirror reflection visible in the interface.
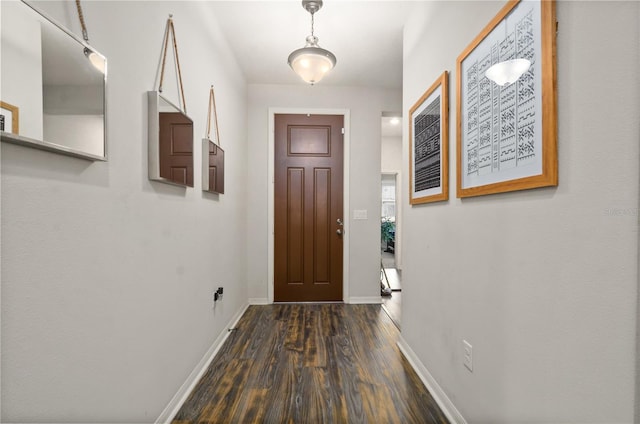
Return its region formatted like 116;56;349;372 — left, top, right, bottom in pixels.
148;92;194;187
0;0;107;160
202;139;225;194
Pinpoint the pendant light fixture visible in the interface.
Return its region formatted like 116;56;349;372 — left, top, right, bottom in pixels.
288;0;336;85
485;58;531;87
75;0;105;73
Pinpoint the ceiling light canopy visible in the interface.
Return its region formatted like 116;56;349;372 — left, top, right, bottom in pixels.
288;0;336;85
485;58;531;87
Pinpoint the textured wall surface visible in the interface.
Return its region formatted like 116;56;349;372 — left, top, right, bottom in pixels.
401;1;640;422
1;1;248;421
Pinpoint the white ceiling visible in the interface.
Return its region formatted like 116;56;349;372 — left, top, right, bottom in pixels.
209;1;416;88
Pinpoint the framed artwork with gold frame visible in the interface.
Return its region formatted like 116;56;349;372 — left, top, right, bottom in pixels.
456;0;557;198
0;101;19;134
409;71;449;205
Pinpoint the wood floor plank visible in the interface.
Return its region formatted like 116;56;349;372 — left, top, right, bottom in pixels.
233;389;268;423
172;304;449;424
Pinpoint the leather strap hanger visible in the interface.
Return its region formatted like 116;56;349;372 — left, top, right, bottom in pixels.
206;86;220;145
158;15;187;113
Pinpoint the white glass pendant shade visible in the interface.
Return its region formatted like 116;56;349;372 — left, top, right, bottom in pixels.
485;58;531;86
288;36;336;84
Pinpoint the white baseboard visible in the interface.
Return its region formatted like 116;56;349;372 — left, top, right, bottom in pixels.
348;296;382;304
248;297;269;305
155;302;250;424
397;335;467;424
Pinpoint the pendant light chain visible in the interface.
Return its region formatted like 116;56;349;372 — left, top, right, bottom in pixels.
310;12;315;37
75;0;90;43
158;16;187;113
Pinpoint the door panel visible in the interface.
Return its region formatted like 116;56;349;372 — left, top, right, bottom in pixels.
275;114;344;302
287;167;304;284
207;143;225;194
314;168;330;284
159;112;193;186
289;127;330;156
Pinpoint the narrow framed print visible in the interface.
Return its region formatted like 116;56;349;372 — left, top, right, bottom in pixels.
456;0;557;198
0;101;19;134
409;71;449;205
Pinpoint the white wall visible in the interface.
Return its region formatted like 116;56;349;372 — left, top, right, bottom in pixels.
1;1;248;422
401;1;640;422
381;136;402;173
247;84;401;303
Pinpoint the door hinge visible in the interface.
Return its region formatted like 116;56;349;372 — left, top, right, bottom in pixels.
341;128;345;134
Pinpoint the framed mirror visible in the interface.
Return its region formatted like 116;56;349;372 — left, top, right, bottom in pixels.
0;0;107;161
202;138;225;194
148;91;194;187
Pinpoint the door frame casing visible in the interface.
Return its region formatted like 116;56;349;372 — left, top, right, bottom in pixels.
268;108;350;303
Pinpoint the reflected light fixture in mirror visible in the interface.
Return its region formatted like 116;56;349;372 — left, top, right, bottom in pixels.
485;58;531;87
148;92;194;187
288;0;336;85
84;47;105;73
75;0;105;74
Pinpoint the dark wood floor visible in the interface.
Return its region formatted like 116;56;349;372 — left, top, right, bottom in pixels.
381;267;402;328
382;291;401;329
172;304;448;424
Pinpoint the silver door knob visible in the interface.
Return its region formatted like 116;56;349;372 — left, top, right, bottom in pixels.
336;229;342;235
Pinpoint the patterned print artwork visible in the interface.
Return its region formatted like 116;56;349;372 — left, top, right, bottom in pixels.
465;8;536;179
414;96;441;192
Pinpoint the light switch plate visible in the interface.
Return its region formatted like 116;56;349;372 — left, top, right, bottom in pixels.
353;209;368;220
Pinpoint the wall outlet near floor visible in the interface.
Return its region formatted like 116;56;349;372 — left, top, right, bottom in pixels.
463;340;473;372
214;287;224;302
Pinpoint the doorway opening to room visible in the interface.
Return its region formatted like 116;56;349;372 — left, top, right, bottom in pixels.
380;113;402;327
381;173;397;269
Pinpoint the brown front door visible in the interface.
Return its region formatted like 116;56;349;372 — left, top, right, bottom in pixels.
159;112;194;186
274;114;344;302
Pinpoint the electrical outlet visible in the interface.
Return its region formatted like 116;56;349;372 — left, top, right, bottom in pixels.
463;340;473;372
